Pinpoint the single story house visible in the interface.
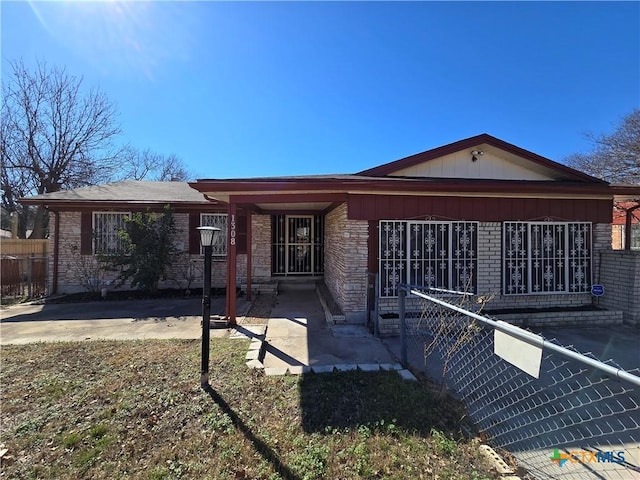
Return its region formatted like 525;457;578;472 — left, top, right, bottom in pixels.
188;134;640;323
21;134;640;325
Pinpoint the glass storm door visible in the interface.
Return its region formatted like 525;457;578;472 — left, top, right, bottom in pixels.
272;215;324;276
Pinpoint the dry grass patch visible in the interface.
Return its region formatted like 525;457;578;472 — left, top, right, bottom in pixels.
1;339;500;479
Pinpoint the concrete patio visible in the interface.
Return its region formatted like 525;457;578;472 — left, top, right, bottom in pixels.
248;285;409;377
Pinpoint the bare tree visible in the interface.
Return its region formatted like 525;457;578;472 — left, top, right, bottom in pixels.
565;109;640;184
118;145;191;181
1;60;121;238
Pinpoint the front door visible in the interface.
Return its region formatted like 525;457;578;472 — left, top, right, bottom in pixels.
272;215;324;276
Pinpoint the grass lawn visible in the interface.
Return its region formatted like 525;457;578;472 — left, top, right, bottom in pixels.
1;338;501;479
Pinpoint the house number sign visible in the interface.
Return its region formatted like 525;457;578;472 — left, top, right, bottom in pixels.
230;214;236;246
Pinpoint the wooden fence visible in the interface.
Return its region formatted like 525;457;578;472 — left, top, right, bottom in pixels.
1;239;48;298
1;239;48;256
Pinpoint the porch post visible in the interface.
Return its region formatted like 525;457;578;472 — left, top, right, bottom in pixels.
226;202;238;325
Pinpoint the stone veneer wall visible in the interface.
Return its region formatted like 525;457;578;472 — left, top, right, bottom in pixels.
377;222;612;315
238;214;273;293
49;211;228;294
599;250;640;326
324;203;369;323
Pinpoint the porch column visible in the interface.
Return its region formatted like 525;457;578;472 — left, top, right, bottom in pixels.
226;202;238;325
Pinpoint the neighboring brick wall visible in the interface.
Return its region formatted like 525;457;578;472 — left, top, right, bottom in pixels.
612;225;624;250
51;211;227;294
324;203;369;323
599;251;640;326
377;222;614;321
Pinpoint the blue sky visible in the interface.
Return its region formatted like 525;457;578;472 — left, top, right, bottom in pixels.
2;1;639;180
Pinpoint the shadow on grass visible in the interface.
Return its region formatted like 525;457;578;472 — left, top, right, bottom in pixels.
298;369;459;436
201;383;302;480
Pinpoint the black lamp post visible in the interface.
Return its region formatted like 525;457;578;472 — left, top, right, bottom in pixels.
197;226;220;386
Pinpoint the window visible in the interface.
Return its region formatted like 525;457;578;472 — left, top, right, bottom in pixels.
200;213;227;256
379;221;478;297
503;222;592;295
633;225;640;250
615;224;640;250
93;212;130;255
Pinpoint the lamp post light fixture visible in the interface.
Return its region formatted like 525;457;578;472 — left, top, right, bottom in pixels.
197;226;221;386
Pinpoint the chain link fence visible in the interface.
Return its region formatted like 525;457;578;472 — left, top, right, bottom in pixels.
399;286;640;480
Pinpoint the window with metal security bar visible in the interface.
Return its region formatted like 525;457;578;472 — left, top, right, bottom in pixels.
200;213;227;256
93;212;130;255
379;221;478;297
503;222;592;295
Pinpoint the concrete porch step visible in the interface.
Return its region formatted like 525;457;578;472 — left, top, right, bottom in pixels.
277;277;322;292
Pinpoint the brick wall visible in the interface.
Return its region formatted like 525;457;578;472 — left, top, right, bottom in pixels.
324;203;369;323
236;214;274;294
50;211;227;294
251;214;272;283
599;251;640;326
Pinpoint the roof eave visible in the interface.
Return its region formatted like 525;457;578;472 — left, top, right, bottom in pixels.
192;177;616;196
18;198;217;209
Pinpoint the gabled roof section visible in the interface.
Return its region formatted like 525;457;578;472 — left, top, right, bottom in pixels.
357;134;607;183
20;181;213;206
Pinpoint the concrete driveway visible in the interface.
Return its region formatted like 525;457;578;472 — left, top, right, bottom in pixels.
0;297;246;344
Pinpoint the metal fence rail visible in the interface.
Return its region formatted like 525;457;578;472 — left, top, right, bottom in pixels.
399;285;640;480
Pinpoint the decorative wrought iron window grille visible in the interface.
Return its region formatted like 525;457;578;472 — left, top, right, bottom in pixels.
200;213;228;256
503;222;592;295
379;220;478;297
93;212;131;255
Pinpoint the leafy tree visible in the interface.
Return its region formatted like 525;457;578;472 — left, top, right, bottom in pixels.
112;206;180;292
1;60;121;238
564;109;640;184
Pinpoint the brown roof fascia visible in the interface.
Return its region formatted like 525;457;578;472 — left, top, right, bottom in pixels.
356;133;607;184
610;184;640;198
366;179;612;195
21;200;223;213
190;178;359;194
193;177;614;197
